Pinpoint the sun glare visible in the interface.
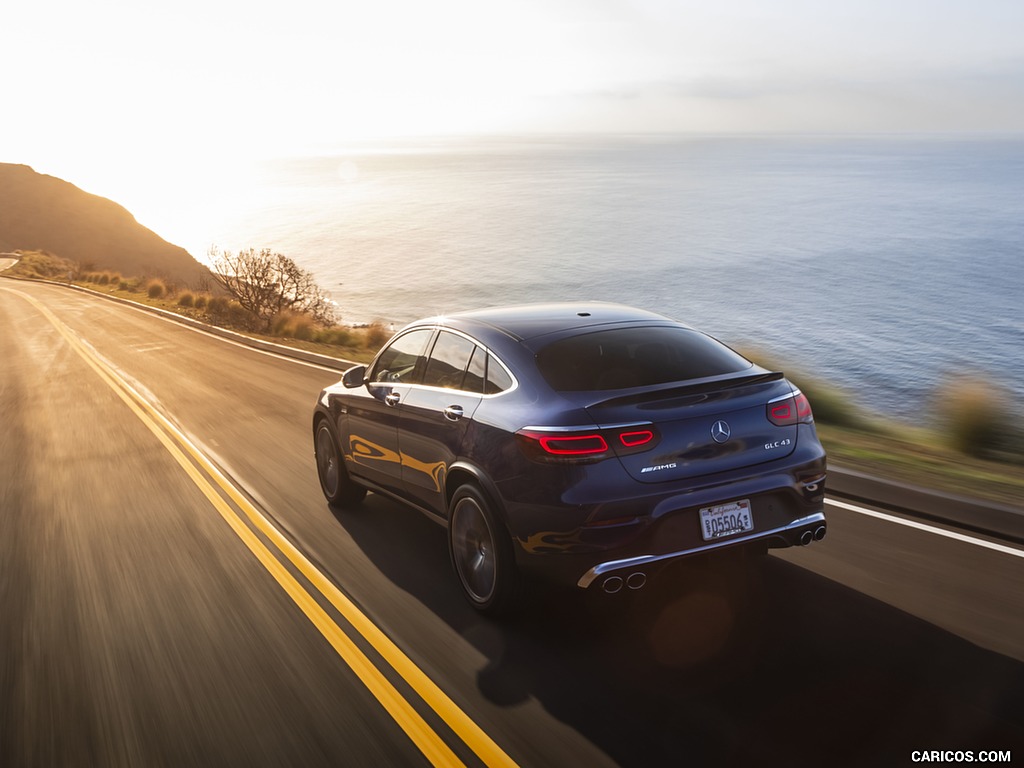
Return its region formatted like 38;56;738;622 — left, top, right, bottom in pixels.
6;0;1023;267
26;146;264;260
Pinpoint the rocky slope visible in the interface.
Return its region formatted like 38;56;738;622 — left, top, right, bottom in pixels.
0;163;211;286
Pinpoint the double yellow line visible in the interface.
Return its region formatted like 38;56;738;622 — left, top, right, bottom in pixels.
6;287;517;768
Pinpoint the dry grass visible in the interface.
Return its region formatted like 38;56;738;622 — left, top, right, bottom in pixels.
314;327;354;347
3;250;74;279
364;322;392;349
272;312;317;340
145;278;167;299
818;422;1024;509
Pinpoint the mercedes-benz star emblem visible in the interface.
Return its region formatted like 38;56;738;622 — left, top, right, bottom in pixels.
711;420;731;443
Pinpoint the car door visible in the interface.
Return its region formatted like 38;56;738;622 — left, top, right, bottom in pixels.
343;327;434;491
397;331;484;513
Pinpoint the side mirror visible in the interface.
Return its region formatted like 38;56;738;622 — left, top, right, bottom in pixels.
341;364;367;389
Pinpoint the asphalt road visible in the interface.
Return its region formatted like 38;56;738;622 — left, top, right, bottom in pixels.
2;279;1022;767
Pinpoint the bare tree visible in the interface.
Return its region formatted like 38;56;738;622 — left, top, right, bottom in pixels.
207;246;336;330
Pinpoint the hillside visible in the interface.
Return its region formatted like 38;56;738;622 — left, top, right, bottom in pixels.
0;163;212;286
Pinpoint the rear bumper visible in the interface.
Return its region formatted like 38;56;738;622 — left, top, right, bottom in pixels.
576;511;826;588
498;429;827;589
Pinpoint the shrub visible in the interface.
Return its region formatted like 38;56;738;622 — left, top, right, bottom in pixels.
272;312;317;340
789;378;864;429
364;322;391;349
935;377;1014;459
291;315;316;341
119;279;132;291
193;293;209;309
737;347;865;429
226;300;257;329
315;327;354;346
271;313;293;336
206;296;229;316
206;298;257;330
177;291;195;307
146;279;167;299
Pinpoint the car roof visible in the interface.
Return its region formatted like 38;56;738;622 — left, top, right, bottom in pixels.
413;302;688;343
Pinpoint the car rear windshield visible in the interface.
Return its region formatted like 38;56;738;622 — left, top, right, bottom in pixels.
535;326;752;392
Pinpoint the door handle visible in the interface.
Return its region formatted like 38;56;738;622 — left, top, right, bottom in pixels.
385;392;401;407
443;405;464;422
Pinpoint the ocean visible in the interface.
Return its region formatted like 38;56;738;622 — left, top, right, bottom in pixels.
204;135;1024;422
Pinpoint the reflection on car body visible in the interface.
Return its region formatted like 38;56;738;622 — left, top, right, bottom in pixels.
312;302;827;614
348;434;446;491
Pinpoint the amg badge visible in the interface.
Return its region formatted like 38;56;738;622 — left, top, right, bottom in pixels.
641;462;678;474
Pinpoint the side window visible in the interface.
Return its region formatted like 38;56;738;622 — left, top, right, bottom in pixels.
423;331;477;390
462;346;486;394
369;329;433;385
485;354;514;394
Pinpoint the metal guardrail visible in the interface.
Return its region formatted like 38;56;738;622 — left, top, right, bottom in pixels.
829;466;1023;544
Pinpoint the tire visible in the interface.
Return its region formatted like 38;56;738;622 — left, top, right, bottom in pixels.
314;420;366;508
448;484;521;615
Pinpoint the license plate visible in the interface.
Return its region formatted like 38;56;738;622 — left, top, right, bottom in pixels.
699;499;754;541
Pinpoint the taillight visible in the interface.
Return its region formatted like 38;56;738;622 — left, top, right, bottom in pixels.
767;391;814;426
516;424;659;463
619;429;654;448
538;433;608;456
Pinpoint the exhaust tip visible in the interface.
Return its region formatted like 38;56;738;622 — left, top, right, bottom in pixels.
626;572;647;590
799;530;814;546
602;576;624;594
814;525;827;541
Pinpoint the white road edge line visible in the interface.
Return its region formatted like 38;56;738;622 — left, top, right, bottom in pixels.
10;278;348;374
118;299;349;373
827;498;1024;559
40;280;347;374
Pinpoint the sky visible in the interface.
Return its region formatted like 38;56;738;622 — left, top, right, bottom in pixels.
3;0;1023;247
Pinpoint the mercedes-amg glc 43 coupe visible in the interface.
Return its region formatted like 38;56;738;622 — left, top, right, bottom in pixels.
313;303;827;614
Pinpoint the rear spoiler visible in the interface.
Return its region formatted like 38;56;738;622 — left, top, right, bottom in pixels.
583;371;787;409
